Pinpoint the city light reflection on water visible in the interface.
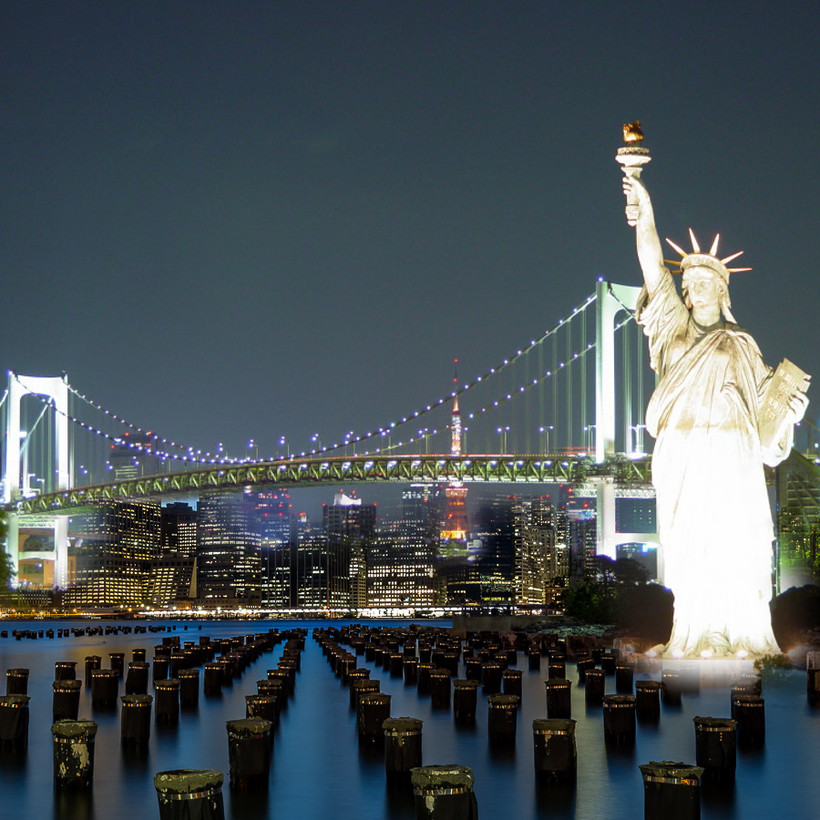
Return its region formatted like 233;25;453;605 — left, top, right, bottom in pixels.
0;619;817;819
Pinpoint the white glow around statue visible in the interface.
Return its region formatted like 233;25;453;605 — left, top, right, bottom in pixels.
618;124;811;658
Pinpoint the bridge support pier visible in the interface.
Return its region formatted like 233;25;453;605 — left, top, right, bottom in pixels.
54;517;68;589
6;514;69;592
595;478;617;561
595;280;641;462
4;514;18;587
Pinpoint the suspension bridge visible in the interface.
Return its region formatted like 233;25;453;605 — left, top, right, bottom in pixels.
2;279;818;589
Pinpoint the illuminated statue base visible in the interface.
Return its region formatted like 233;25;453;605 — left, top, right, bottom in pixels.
642;657;758;689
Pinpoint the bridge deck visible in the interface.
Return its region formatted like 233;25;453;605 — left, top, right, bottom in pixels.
13;453;653;514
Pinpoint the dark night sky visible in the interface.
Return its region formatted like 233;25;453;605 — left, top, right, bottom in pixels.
2;1;819;462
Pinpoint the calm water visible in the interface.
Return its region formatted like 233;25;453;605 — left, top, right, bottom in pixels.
0;618;817;819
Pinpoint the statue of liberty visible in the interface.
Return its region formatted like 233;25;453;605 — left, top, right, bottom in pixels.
618;125;810;657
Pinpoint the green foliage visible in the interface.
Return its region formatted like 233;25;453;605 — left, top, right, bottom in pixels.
560;578;614;623
753;653;792;671
753;652;793;684
0;550;15;590
0;510;16;604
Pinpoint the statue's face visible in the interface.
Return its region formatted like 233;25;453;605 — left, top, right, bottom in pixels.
682;267;722;310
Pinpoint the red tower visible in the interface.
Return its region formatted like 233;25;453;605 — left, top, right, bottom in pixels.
440;360;469;541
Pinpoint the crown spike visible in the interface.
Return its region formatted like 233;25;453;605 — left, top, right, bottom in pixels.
726;266;752;273
709;234;720;256
721;250;744;264
688;228;701;253
665;237;687;257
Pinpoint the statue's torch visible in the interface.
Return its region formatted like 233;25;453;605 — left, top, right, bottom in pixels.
616;121;651;225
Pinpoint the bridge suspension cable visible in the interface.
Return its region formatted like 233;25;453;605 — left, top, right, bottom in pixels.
4;283;650;491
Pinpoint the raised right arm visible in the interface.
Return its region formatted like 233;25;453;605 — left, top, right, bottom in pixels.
623;175;665;296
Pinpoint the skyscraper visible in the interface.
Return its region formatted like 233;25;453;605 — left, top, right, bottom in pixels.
154;501;197;607
108;431;162;480
366;484;436;608
323;491;376;609
161;502;197;557
64;499;161;608
252;490;294;609
511;495;571;607
196;489;261;607
473;497;516;606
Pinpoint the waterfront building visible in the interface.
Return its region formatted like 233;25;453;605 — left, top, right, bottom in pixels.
252;490;294;609
108;431;163;480
161;502;197;557
63;499;161;608
148;553;195;608
473;497;515;606
568;508;597;579
366;485;436;607
512;496;558;606
196;490;261;608
322;491;376;609
293;531;329;609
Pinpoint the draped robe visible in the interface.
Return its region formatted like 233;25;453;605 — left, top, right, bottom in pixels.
637;270;790;657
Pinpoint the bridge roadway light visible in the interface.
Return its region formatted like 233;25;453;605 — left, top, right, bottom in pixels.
248;439;259;461
538;425;554;454
583;425;597;455
629;424;647;458
497;426;510;453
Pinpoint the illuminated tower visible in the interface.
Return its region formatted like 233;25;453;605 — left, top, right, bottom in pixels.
440;360;469;541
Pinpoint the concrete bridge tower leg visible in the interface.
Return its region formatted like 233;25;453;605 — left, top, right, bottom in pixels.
594;281;642;561
3;372;72;588
595;478;617;561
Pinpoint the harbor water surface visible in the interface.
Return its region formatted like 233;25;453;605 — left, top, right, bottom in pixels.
0;618;817;819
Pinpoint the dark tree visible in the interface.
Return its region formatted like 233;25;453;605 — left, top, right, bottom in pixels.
770;585;820;650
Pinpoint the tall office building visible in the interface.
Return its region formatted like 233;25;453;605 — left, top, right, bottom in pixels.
108;431;163;480
64;499;161;608
568;508;597;579
196;490;261;607
252;490;294;609
366;485;436;608
154;501;197;607
293;530;329;609
149;553;195;608
513;496;549;606
473;497;516;606
322;491;376;609
512;496;571;606
161;502;197;557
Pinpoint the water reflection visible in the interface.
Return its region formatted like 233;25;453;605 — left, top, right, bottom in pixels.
0;620;817;818
52;787;95;820
535;780;577;818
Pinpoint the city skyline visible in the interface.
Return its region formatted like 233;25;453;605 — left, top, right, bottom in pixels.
2;3;818;458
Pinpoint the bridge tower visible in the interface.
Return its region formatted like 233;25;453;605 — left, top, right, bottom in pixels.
594;280;644;559
2;372;72;587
